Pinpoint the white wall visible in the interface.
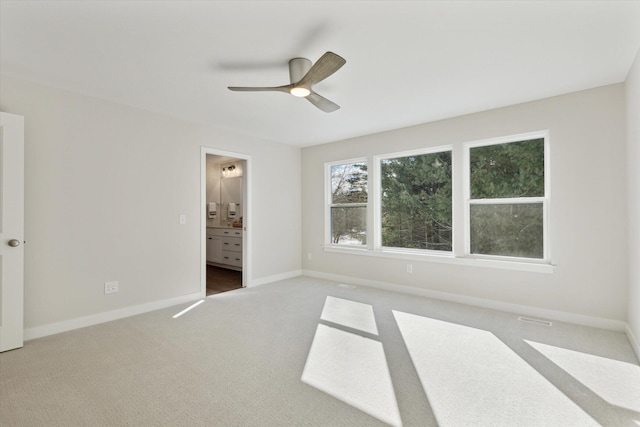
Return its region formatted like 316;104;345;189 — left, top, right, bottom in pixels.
626;48;640;355
0;75;301;331
302;84;628;323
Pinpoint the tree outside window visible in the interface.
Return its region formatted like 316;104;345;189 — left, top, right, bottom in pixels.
380;150;452;251
330;162;367;245
468;138;546;259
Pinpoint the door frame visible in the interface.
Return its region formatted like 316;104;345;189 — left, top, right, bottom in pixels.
200;147;251;296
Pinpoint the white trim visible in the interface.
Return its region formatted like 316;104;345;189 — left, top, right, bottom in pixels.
452;144;464;257
544;132;552;262
371;154;381;250
373;145;454;252
24;292;202;341
325;158;368;247
201;147;252;294
331;202;367;208
302;270;625;331
626;324;640;362
463;130;550;262
462;130;551;149
246;269;302;287
469;197;546;205
323;245;554;273
376;144;454;161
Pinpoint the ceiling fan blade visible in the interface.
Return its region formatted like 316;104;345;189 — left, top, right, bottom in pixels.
298;52;346;87
306;91;340;113
228;84;293;93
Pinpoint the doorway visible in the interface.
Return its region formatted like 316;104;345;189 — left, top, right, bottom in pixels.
201;148;250;297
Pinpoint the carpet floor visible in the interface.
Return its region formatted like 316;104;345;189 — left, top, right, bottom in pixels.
1;276;638;426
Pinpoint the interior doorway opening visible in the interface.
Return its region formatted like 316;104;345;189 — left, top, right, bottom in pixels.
206;265;242;296
201;149;250;296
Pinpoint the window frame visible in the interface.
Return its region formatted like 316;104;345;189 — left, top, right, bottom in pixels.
373;145;455;255
463;131;550;263
323;131;553;273
325;158;369;248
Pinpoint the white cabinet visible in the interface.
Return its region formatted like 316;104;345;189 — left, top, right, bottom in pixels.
207;228;242;270
206;235;222;263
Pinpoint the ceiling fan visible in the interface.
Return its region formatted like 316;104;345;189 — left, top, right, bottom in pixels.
228;51;346;113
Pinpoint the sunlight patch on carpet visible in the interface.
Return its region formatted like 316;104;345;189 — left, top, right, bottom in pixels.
525;340;640;412
301;324;401;426
320;296;378;335
172;300;204;318
393;310;598;427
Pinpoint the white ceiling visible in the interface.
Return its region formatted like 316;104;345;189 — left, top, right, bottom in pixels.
1;1;639;147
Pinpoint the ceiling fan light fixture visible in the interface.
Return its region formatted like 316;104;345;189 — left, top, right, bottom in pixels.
290;86;311;98
228;51;345;112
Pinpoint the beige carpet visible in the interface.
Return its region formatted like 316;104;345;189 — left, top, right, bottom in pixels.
1;276;638;426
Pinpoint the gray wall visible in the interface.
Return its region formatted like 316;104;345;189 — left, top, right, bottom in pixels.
302;84;628;324
0;75;302;331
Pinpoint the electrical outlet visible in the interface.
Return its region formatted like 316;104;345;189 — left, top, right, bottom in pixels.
104;281;119;294
406;264;413;273
307;252;312;261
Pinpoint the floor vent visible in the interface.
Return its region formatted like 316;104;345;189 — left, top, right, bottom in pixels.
337;283;356;289
518;316;552;326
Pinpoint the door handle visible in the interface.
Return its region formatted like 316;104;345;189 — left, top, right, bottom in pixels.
8;239;21;247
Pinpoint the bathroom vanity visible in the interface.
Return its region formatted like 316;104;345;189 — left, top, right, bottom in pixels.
206;227;243;270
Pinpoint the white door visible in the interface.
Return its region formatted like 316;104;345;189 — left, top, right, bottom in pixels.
0;112;25;352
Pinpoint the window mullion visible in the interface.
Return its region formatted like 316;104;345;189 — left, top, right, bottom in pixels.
469;197;545;205
370;155;380;250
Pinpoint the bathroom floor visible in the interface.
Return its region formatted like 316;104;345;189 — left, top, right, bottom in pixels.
206;265;242;296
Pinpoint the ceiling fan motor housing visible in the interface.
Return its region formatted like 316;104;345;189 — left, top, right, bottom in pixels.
289;58;312;84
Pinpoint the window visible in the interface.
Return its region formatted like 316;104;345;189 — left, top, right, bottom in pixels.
466;137;547;260
324;131;550;271
328;161;368;246
379;149;452;251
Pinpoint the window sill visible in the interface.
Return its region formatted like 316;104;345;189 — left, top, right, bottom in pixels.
322;245;555;274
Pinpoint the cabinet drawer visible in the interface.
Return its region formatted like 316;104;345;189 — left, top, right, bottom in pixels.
223;228;243;237
221;236;242;252
221;250;242;267
209;228;243;237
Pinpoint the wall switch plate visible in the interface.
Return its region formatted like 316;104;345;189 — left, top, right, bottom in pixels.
307;252;312;261
406;264;413;273
179;214;186;225
105;281;119;294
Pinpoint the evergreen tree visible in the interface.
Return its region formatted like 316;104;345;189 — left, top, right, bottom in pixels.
381;151;452;251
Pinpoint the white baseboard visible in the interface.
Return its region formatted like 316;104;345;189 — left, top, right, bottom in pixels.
626;324;640;362
302;269;628;332
23;269;304;341
247;269;302;287
24;292;202;341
